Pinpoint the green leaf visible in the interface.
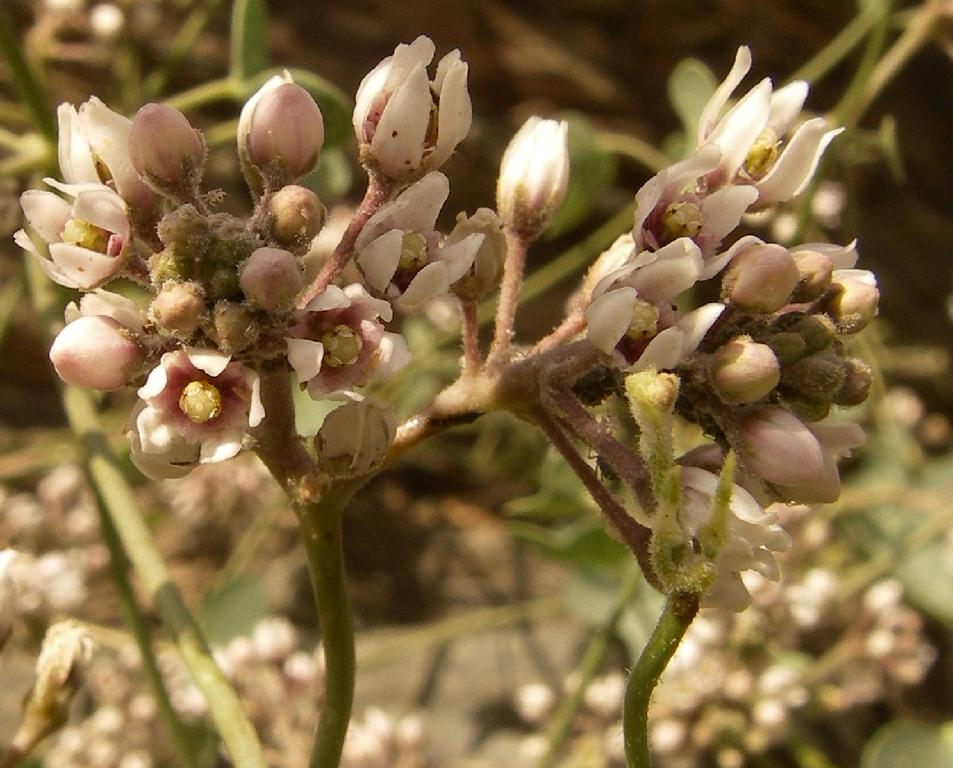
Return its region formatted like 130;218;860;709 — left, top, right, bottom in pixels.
504;448;591;520
230;0;268;82
509;518;627;569
863;721;953;768
303;146;353;201
546;112;618;238
667;57;717;139
199;573;267;646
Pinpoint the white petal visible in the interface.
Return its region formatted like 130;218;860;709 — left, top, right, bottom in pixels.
372;64;431;176
396;261;448;310
796;239;858;270
353;59;392;140
200;433;242;464
697;46;752;143
305;284;350;312
48;242;121;289
438;232;482;284
707;78;772;180
757;120;842;204
702;234;764;281
57;103;99;185
585;287;637;354
71;187;130;238
184;348;231;377
287;338;325;383
767;80;809;136
628;237;703;302
246;370;265;428
677;302;726;354
76;290;145;332
343;282;393;322
631;326;686;372
356;229;403;292
15;229;77;288
371;332;411;379
385;36;436;90
430;57;471;168
137;361;169;399
20;190;71;243
357;172;449;248
700;185;758;243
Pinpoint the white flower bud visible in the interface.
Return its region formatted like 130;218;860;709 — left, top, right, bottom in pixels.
448;208;507;299
825;269;879;333
315;398;396;477
722;243;799;313
248;83;325;181
791;248;833;301
710;337;780;404
50;315;141;390
129;103;205;189
240;247;303;311
497;117;569;236
740;406;825;486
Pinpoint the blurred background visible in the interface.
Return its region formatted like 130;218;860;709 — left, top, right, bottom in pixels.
1;1;953;767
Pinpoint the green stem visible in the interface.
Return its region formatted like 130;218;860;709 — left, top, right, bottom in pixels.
623;592;698;768
789;2;886;84
297;488;357;768
143;0;226;98
25;259;267;768
86;475;198;768
537;566;641;768
0;7;56;144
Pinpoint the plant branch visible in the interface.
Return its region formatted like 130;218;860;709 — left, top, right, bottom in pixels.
623;592;698;768
460;297;482;375
487;227;530;367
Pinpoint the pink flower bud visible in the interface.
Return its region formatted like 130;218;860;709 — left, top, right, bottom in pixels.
151;281;206;336
266;185;326;252
50;315;141;390
248;83;324;180
240;247;303;311
497;117;570;236
825;270;879;333
722;243;799;313
129;104;205;188
740;406;825;487
710;337;780;404
791;249;833;302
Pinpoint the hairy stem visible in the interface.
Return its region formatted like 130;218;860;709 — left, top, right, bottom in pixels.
623;593;698;768
488;227;530;367
460;297;482;375
299;175;390;308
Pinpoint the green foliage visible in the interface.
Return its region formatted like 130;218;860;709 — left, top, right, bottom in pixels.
664;57;717;159
546;113;618;238
863;721;953;768
199;572;268;646
230;0;269;82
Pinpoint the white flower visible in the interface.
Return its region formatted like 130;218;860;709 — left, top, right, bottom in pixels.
129;349;264;480
678;466;791;611
15;180;130;289
698;46;842;204
496;117;570;234
353;36;471;179
355;172;483;310
286;284;410;398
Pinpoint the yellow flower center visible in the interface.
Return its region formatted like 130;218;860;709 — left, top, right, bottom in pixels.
321;325;363;367
660;201;703;244
398;232;428;272
61;218;109;252
625;299;660;340
743;128;780;179
178;381;223;424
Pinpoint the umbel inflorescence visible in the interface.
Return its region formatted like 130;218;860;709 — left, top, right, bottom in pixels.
16;39;877;611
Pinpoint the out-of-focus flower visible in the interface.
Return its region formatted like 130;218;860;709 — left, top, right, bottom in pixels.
353;36;471;179
128;349;264;479
286;284;409;398
355;172;483;310
496;116;570;236
16;181;130;290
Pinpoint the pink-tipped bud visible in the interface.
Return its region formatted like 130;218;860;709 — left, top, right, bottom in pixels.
722;244;800;314
791;249;833;302
266;185;326;252
710;337;780;404
248;83;325;180
151;281;206;336
825;270;879;334
240;247;303;311
497;117;570;237
740;406;825;487
129;103;205;188
50;316;141;390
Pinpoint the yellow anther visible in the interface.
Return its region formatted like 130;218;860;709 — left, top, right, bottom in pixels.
178;381;223;424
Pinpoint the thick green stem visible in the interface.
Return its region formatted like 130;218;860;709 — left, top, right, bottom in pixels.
623;592;698;768
26;259;268;768
297;488;357;768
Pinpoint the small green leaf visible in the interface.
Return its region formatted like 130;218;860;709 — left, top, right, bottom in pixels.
509;518;627;568
199;573;267;646
230;0;268;82
667;58;717;139
863;721;953;768
546;112;618;238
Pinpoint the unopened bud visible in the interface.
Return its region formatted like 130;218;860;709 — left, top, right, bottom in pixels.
151;281;206;336
781;350;847;402
12;621;93;756
834;358;873;406
315;398;396;477
824;271;879;333
248;83;325;182
449;208;507;299
710;337;780;404
50;316;141;390
722;244;799;313
765;332;807;365
740;407;825;487
212;301;258;355
240;247;303;311
266;185;325;253
129;104;205;190
791;249;833;302
774;312;836;355
497;117;569;237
